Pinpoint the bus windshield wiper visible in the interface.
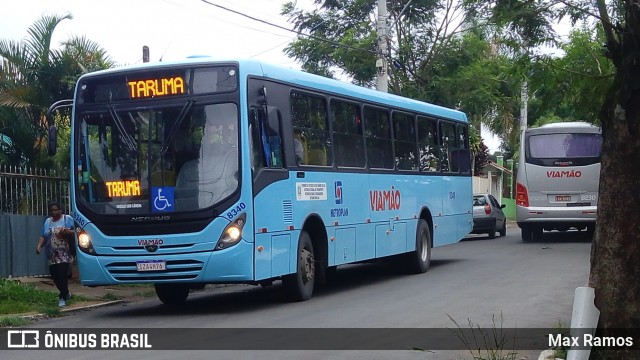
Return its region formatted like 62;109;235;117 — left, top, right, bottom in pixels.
161;99;195;155
108;105;137;152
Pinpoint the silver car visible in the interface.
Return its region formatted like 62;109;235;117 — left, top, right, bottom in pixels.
471;194;507;239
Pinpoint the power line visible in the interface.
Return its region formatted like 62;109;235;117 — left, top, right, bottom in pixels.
199;0;377;55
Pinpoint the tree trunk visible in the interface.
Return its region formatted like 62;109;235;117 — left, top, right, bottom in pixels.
589;14;640;358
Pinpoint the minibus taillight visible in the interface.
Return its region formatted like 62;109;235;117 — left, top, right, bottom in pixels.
516;182;529;207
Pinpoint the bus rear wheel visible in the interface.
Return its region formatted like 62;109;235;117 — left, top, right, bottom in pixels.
283;231;315;301
155;283;189;306
406;219;432;274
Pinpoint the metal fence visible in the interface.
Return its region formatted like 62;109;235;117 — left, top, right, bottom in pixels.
0;164;70;215
0;165;70;277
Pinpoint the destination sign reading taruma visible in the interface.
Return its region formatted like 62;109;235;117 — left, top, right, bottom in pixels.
128;77;185;99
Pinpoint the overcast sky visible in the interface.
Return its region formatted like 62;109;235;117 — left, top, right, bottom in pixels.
2;0;501;152
2;0;306;67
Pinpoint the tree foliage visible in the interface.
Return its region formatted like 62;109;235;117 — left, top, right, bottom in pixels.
0;14;113;169
282;0;523;157
464;0;640;354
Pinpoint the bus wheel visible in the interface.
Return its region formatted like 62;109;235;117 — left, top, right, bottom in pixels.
407;219;431;274
155;283;189;306
283;231;315;301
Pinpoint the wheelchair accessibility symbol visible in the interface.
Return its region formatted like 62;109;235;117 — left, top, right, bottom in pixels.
152;187;174;213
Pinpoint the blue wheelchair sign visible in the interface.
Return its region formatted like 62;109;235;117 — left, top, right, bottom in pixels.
152;187;174;213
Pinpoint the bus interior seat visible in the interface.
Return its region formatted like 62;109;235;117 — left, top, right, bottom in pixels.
151;170;176;186
175;160;199;210
294;132;308;165
308;148;327;166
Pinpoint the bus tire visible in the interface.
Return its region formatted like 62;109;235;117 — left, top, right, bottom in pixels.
407;219;432;274
283;231;315;301
155;283;189;306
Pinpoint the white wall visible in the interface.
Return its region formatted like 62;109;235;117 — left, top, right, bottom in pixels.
472;176;491;194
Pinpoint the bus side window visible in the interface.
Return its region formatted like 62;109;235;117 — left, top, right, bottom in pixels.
291;91;331;167
457;125;471;174
330;99;365;168
364;106;393;169
417;116;439;172
439;122;458;173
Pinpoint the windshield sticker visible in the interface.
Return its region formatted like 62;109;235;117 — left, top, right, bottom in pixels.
296;182;327;201
152;187;174;212
116;203;143;209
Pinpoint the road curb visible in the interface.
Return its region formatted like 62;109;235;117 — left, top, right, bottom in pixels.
61;299;124;313
20;300;125;320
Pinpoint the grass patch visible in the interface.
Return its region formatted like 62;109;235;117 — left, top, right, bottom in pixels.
0;278;60;316
551;322;569;359
133;290;157;298
448;313;518;360
0;315;32;327
113;283;154;288
101;293;121;301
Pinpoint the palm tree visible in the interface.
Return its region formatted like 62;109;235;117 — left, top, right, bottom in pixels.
0;13;113;168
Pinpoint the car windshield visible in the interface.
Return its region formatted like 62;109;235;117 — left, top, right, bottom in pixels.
75;102;239;215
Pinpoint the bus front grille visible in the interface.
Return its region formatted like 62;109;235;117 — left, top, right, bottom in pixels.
105;259;204;281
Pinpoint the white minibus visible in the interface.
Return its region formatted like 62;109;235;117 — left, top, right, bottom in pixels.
516;122;602;241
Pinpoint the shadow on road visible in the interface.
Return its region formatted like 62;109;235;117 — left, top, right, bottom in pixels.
97;258;464;318
463;228;593;244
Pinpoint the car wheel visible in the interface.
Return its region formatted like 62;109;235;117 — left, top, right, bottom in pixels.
283;231;315;301
499;220;507;237
488;220;496;239
522;226;533;242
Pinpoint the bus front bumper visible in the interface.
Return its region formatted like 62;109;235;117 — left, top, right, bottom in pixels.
77;239;254;286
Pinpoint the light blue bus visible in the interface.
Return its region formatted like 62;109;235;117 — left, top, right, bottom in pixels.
47;59;472;305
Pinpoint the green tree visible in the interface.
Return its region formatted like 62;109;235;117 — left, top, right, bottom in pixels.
525;26;614;127
468;1;639;356
282;1;523;158
0;14;113;169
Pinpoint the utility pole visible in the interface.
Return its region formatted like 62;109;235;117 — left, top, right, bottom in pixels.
143;46;150;63
520;80;528;129
376;0;388;92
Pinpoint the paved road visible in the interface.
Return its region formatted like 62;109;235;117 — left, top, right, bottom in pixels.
5;227;592;360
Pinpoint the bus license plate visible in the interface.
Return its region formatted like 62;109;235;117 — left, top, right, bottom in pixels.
136;260;166;272
555;195;571;202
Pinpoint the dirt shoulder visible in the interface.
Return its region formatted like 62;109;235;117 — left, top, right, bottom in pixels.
14;275;156;313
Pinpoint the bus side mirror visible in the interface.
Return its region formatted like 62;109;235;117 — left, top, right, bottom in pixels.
48;125;58;156
45;99;74;156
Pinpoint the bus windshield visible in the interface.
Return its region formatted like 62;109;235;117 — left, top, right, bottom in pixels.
75;102;239;215
528;133;602;159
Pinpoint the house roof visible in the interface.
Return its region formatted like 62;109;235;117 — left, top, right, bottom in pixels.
483;161;513;175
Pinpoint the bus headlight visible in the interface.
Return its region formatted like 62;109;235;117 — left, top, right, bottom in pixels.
77;231;96;255
215;213;246;250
